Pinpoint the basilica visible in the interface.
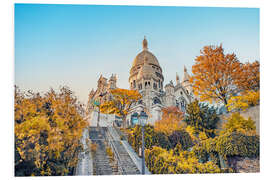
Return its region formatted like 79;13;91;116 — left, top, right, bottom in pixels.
87;37;194;126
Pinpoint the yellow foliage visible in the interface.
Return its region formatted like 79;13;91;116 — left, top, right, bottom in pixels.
185;125;197;141
145;146;221;174
100;88;142;127
15;86;87;175
226;90;259;112
198;131;208;141
222;112;256;136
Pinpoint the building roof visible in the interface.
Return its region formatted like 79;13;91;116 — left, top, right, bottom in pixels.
181;65;191;83
131;37;161;68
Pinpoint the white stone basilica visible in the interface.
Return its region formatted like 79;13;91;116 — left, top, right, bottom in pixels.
87;37;194;126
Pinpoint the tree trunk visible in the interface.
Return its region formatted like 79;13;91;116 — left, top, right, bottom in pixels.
223;98;229;112
122;115;127;128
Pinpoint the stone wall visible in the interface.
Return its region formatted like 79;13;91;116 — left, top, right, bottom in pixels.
236;157;260;173
218;106;260;173
88;111;115;127
227;156;260;173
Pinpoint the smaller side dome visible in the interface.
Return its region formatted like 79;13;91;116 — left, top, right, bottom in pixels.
137;55;154;79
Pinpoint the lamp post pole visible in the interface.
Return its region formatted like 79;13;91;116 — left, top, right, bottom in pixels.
97;92;107;128
139;110;147;175
141;124;145;175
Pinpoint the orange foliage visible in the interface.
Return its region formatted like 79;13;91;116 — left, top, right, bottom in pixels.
154;106;184;135
234;61;260;92
190;44;242;105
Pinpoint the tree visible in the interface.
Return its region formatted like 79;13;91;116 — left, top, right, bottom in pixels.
100;88;142;128
234;61;260;92
184;100;220;138
154;106;184;135
15;86;87;176
190;44;242;106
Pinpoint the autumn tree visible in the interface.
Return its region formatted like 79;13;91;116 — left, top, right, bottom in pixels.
190;44;242;106
234;61;260;92
184;100;220;138
15;86;87;176
154;106;184;135
100;88;142;128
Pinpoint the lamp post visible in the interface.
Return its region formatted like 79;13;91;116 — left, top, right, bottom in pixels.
139;110;148;175
92;92;107;128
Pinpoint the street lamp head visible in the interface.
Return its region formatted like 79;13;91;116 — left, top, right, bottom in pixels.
139;111;148;126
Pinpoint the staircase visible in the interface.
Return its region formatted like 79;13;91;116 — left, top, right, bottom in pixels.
111;140;141;174
88;126;146;175
106;127;140;175
108;126;121;140
89;127;113;175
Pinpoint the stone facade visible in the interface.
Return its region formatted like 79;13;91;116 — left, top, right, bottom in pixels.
86;74;117;114
126;37;194;125
87;37;194;126
227;156;260;173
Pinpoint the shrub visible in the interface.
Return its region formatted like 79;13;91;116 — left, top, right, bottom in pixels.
168;130;193;150
185;100;220;138
222;112;256;135
192;131;260;168
145;146;221;174
127;125;156;154
152;131;172;150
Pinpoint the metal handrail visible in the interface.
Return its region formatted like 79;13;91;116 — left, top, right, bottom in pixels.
105;128;125;175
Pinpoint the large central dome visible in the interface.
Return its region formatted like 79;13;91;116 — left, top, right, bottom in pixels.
129;37;164;92
132;50;160;67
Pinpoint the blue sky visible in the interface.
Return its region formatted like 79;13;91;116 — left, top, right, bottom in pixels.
15;4;259;104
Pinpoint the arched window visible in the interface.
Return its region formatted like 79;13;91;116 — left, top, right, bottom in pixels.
153;83;157;90
133;80;136;88
145;82;148;87
153;97;161;104
180;98;186;112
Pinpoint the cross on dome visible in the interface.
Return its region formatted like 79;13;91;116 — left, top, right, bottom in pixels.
143;36;148;50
